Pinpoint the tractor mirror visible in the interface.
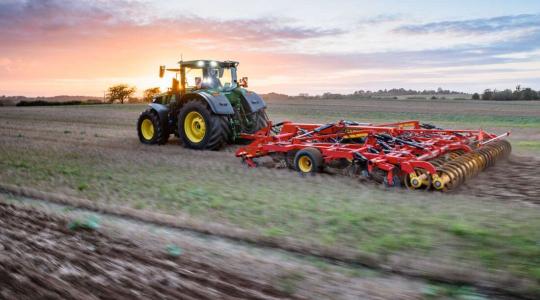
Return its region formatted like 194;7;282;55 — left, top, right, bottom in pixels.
159;65;165;78
240;77;248;88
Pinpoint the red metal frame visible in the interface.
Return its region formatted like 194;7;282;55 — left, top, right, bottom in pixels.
236;120;509;188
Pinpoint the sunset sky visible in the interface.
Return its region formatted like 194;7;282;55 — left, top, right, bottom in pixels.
1;0;540;96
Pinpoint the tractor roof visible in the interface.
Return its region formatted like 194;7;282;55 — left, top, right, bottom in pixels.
178;60;239;68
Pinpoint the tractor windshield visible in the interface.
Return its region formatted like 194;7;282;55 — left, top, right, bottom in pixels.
207;67;236;91
184;65;238;91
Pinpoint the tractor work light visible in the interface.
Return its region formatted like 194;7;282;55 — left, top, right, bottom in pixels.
197;60;205;67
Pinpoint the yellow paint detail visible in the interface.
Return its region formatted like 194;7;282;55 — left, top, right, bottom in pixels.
399;122;416;129
141;119;155;140
344;133;368;139
184;111;206;143
298;156;313;173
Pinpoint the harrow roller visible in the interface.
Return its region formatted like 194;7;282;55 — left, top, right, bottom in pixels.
432;140;511;191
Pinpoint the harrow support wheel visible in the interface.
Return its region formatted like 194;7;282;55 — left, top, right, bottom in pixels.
294;147;323;174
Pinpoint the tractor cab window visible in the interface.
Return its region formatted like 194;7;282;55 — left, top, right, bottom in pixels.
204;67;235;91
219;68;235;91
201;68;222;90
185;68;203;88
185;65;237;91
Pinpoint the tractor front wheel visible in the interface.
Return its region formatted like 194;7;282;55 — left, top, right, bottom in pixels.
137;109;169;145
178;100;230;150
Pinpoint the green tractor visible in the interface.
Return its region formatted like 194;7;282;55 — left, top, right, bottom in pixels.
137;60;268;150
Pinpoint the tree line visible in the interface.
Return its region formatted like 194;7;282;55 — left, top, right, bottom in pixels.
472;86;539;101
105;84;160;103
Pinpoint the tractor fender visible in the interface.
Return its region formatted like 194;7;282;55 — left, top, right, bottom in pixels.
190;91;234;115
148;103;169;122
240;91;266;113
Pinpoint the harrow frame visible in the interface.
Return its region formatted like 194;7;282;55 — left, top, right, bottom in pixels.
235;120;510;191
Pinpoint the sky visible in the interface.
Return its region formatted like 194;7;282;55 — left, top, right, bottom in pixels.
1;0;540;96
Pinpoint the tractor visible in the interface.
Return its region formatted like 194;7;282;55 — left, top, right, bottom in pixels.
137;60;268;150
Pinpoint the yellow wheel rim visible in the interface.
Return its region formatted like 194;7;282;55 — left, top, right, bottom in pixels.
184;111;206;143
141;119;154;140
298;156;313;173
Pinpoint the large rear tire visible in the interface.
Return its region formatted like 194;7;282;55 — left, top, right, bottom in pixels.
236;109;270;145
247;109;269;133
137;109;169;145
178;100;230;150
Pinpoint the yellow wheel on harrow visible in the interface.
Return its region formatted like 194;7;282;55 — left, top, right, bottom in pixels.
298;156;313;172
294;148;323;174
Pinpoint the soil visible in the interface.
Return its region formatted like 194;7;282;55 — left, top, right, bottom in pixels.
459;155;540;204
0;102;538;299
0;202;296;300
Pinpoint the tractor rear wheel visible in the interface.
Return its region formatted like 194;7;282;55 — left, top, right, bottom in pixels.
237;109;269;145
248;109;269;133
178;100;230;150
294;147;323;174
137;109;169;145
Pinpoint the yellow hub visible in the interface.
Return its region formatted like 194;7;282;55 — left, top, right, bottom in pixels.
432;174;448;190
184;111;206;143
298;156;313;173
140;119;155;140
410;172;429;188
409;175;422;189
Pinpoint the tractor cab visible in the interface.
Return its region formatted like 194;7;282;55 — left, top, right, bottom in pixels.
159;60;247;96
137;59;267;150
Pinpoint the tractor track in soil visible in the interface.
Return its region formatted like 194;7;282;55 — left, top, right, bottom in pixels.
0;201;298;300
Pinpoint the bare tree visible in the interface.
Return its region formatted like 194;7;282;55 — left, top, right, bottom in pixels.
142;87;161;103
106;84;136;104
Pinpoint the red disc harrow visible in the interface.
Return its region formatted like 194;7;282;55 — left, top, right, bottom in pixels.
236;120;511;191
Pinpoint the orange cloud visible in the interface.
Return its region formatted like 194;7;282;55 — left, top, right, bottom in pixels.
0;0;347;96
1;1;538;96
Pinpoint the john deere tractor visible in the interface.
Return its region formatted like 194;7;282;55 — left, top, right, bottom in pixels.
137;60;268;150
